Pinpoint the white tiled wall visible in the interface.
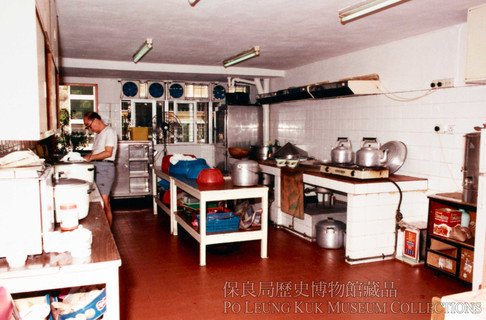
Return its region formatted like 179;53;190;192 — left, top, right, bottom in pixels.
98;103;122;138
270;85;486;196
269;24;486;196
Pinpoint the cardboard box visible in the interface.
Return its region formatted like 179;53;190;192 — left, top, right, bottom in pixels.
459;248;474;283
430;297;445;320
433;208;462;238
427;251;457;275
403;228;421;262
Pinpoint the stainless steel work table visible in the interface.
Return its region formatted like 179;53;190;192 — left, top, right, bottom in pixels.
153;168;269;266
0;200;122;319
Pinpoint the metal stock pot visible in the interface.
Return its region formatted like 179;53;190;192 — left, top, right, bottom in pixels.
231;160;260;186
316;218;346;249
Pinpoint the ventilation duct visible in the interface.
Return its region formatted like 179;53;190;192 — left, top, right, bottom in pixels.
256;75;382;105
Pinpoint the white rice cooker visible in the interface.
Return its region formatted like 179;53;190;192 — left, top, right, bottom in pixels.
54;178;91;222
54;162;95;184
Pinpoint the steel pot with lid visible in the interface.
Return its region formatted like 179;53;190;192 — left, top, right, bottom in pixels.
315;218;346;249
231;160;260;186
331;137;353;164
355;138;388;167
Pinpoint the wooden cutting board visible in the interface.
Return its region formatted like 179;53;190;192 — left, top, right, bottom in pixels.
280;167;304;219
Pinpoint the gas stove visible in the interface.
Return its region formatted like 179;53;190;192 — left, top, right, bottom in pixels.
320;163;389;179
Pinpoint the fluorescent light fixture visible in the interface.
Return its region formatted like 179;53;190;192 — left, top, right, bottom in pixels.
339;0;407;24
223;46;260;68
188;0;201;6
132;38;153;63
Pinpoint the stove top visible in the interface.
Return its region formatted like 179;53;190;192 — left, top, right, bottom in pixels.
320;163;389;179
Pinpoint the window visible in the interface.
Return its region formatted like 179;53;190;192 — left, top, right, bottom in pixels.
59;84;98;133
59;84;98;148
155;101;211;144
185;84;209;99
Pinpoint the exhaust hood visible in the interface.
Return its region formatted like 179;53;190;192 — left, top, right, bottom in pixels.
256;75;382;105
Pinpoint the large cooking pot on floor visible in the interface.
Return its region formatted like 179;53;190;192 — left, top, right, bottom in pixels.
54;178;91;222
54;162;95;184
316;218;346;249
231;160;259;186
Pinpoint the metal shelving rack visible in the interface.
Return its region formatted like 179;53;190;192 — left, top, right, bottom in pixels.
112;140;154;198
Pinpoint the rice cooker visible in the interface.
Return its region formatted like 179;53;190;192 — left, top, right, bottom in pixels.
54;178;91;221
315;218;346;249
231;160;260;186
54;162;95;184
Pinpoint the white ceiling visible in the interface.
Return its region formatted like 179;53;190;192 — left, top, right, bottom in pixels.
57;0;486;82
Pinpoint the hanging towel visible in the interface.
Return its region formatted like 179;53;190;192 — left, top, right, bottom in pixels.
280;167;304;219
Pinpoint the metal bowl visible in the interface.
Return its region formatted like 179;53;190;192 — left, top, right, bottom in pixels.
380;141;407;174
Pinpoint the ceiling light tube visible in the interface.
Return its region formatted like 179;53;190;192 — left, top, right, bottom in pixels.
223;46;260;68
132;38;153;63
339;0;407;24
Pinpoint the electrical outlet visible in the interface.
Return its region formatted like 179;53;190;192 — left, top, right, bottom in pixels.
434;124;444;134
446;124;455;134
430;78;454;89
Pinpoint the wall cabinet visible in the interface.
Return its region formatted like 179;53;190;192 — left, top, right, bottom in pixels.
0;1;59;140
465;3;486;84
425;193;476;284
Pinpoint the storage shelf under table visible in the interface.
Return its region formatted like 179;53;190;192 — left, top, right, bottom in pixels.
153;169;268;266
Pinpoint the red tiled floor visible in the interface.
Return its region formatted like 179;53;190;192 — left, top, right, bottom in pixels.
111;199;470;319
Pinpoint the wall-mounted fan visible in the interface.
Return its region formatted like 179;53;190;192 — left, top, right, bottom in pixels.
158;111;183;155
121;80;140;99
148;82;165;99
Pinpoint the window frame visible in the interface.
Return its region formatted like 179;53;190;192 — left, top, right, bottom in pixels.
63;83;98;125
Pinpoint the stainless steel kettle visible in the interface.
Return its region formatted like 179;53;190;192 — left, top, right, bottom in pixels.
355;138;388;167
331;137;353;164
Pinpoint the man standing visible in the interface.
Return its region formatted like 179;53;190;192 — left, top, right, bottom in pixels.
83;111;117;227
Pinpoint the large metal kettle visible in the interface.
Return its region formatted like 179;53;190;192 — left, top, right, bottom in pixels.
331;137;353;164
356;138;388;167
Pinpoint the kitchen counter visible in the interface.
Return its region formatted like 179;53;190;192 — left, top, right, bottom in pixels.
0;188;121;319
260;161;429;264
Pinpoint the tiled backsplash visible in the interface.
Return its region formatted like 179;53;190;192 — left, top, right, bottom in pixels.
269;85;486;195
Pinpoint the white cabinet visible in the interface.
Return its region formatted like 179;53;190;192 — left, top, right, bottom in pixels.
465;4;486;84
0;1;58;140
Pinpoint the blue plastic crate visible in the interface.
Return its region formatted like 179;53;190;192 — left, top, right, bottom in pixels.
196;211;240;233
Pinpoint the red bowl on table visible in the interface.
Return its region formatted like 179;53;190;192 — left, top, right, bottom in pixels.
196;168;225;186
